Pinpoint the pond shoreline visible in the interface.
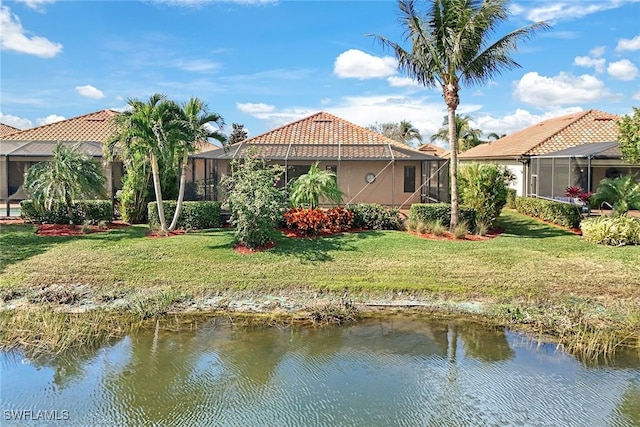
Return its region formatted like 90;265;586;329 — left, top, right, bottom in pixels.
1;286;637;360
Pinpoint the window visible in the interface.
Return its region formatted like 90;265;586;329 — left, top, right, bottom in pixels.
404;166;415;193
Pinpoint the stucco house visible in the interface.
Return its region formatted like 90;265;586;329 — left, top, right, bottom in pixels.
0;110;123;214
191;112;450;207
458;109;622;197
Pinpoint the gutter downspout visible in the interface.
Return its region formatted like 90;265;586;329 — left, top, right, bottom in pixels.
5;155;9;217
389;144;395;208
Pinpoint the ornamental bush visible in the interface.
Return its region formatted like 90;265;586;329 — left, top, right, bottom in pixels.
409;203;476;231
348;203;403;230
284;207;353;236
513;197;582;229
20;200;112;224
458;163;515;228
148;201;221;230
581;215;640;246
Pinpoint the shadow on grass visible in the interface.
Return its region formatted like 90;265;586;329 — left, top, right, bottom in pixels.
497;212;577;239
0;224;149;273
270;230;379;263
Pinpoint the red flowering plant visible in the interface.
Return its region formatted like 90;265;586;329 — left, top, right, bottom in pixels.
284;207;327;236
564;186;582;199
579;192;593;205
325;207;354;233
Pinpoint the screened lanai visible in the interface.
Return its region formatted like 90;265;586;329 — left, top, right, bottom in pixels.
190;142;449;207
527;142;640;199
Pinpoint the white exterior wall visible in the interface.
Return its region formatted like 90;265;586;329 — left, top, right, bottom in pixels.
458;159;526;196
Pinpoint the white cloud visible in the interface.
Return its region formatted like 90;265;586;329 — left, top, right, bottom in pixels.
474;107;583;136
616;35;640;52
153;0;275;6
75;85;106;99
0;6;62;58
513;71;615;107
35;114;65;126
333;49;397;79
16;0;55;12
607;59;639;81
590;46;606;57
236;102;276;114
0;112;33;129
169;59;220;72
386;76;422;88
518;1;635;22
633;92;640;101
320;98;331;106
573;56;606;73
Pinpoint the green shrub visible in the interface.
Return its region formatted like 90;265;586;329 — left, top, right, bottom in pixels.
458;163;515;228
148;201;221;230
505;188;517;209
581;215;640;246
409;203;476;231
348;203;403;230
20;200;112;224
513;197;582;229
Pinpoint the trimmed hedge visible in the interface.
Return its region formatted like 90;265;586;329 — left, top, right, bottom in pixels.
513;196;582;229
581;215;640;246
348;203;403;230
148;201;222;230
505;189;517;209
409;203;476;230
20;200;112;224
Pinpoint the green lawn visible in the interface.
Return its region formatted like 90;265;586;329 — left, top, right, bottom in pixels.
2;209;639;355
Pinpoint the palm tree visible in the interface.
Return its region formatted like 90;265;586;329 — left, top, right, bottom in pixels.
228;123;248;145
24;142;106;224
371;0;548;228
289;162;343;208
487;132;506;141
170;97;225;231
399;120;423;145
592;174;640;215
430;114;482;152
109;93;182;234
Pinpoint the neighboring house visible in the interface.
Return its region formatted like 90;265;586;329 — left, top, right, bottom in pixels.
0;110;123;213
0;123;21;137
458;109;621;197
191;112;449;207
418;143;450;158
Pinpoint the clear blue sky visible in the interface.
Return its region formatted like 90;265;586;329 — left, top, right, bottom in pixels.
1;0;639;147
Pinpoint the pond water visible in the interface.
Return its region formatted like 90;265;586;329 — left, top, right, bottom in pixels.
2;317;639;426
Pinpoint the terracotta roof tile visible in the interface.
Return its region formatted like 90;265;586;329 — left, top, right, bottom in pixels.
1;109;120;143
459;109;620;159
0;123;20;137
418;143;449;157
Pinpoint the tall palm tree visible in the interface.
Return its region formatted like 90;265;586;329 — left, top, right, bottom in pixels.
169;97;226;231
487;131;506;141
24;142;105;224
109;93;182;234
372;0;548;228
430;114;482;152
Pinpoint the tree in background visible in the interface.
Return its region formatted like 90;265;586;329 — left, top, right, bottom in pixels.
228;123;248;145
487;132;506;141
618;107;640;164
371;0;548;229
367;120;423;146
289;162;343;208
25;142;105;224
220;148;285;248
591;175;640;215
170;97;225;231
430;114;483;152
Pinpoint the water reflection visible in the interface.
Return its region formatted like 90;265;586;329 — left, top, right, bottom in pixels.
2;317;639;426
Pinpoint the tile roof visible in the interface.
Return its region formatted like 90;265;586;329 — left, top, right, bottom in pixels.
418;143;449;158
459;109;620;159
0;123;20;137
0;141;104;157
0;109;120;143
197;111;437;161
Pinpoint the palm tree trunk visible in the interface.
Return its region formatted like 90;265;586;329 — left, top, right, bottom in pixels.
448;106;459;230
169;151;189;231
150;153;168;234
65;192;74;226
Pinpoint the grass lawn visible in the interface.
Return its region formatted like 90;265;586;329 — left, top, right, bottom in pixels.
1;210;639;354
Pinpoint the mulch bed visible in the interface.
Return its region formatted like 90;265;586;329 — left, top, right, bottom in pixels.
411;227;504;241
35;222;130;237
145;229;187;238
233;241;276;255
